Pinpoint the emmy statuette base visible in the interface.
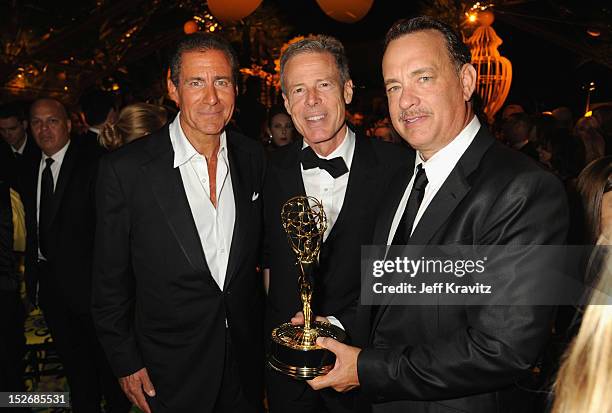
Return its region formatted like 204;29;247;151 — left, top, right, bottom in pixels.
268;321;347;380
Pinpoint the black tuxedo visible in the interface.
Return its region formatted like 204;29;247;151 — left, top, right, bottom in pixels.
23;139;129;412
92;125;266;412
355;125;569;412
263;134;410;412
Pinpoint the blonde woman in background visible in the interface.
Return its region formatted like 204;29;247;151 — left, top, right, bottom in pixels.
99;103;167;150
552;238;611;413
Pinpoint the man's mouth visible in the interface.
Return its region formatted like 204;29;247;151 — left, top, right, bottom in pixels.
306;114;326;122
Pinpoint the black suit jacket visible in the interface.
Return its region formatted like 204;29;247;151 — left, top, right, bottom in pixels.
355;125;569;413
23;139;100;314
92;125;266;412
263;135;410;339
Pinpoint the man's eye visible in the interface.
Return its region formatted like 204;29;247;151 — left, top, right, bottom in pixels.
215;79;230;87
293;87;304;95
386;85;400;93
189;80;203;87
419;76;432;83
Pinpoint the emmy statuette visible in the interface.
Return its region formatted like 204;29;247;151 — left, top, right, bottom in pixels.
268;196;347;379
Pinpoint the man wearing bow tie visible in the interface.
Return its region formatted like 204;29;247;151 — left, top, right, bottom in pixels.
262;35;410;413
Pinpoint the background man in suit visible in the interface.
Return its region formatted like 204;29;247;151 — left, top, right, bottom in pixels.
78;90;116;147
308;17;569;413
0;103;41;192
263;35;409;413
93;33;266;413
23;98;129;412
0;103;34;160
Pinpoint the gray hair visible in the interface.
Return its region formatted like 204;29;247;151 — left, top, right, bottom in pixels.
279;35;351;94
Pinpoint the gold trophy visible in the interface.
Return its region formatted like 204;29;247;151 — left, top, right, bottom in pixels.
268;196;347;379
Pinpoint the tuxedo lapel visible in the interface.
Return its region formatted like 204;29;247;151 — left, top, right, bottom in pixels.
224;133;251;290
325;135;377;243
372;159;414;246
278;141;306;198
142;132;211;278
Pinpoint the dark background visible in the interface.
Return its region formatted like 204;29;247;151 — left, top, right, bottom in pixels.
1;0;611;117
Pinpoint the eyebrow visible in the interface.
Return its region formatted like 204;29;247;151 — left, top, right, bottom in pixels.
184;75;232;82
384;67;436;85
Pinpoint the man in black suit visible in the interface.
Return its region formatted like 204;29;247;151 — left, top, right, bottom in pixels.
0;103;41;192
308;17;569;413
263;35;409;413
23;98;129;412
0;103;39;163
92;33;265;413
78;89;116;149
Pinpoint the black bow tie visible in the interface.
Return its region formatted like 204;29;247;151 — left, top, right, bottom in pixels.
300;146;348;179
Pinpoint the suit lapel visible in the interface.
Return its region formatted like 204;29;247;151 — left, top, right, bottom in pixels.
224;132;251;290
48;141;77;226
409;127;494;245
371;126;495;338
143;130;211;277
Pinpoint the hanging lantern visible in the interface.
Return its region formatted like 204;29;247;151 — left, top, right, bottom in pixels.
465;10;512;123
315;0;374;24
183;20;199;34
207;0;262;23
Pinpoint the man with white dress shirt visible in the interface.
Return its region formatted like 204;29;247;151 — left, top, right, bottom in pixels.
92;33;266;413
307;17;568;413
262;35;409;413
23;98;129;413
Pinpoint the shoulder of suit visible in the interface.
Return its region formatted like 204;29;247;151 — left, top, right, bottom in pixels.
226;129;265;158
99;125;168;166
356;134;413;167
266;139;301;168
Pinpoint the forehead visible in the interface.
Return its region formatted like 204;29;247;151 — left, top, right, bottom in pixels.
31;101;66;118
272;113;291;123
179;49;232;76
283;52;340;84
383;30;450;72
0;116;20;126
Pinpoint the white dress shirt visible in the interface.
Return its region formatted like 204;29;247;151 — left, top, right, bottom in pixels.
301;127;355;241
169;114;235;292
13;135;28;155
387;116;481;244
37;140;71;259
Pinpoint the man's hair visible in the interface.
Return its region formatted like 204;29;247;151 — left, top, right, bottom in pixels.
79;90;115;126
385;16;471;72
0;102;26;121
502;112;532;144
30;98;69;120
169;33;239;87
279;35;351;94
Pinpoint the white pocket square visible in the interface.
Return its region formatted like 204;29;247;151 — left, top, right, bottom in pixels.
252;192;259;201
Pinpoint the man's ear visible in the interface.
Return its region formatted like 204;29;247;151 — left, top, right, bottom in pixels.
343;80;354;105
282;93;291;116
460;63;477;102
167;76;179;107
66;118;72;135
